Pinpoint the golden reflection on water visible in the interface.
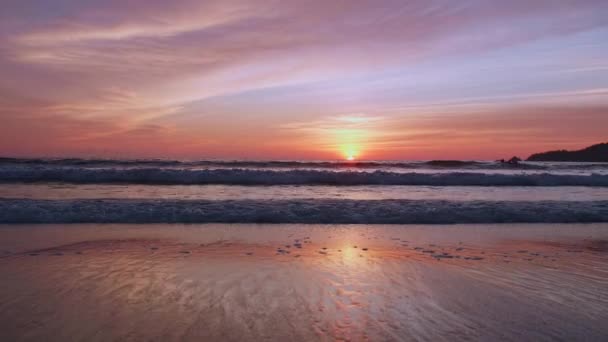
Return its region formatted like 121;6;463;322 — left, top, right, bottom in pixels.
1;226;608;341
340;245;361;265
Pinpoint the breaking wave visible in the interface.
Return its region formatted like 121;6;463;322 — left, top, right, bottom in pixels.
0;158;496;168
1;199;607;224
1;167;607;186
4;157;607;170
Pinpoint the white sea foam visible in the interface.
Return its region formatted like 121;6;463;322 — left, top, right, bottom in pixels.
2;199;607;223
3;184;608;201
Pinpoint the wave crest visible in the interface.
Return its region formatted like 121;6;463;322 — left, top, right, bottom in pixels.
0;157;554;169
2;199;607;224
1;168;607;186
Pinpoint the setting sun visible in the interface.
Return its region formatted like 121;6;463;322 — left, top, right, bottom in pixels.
339;143;360;161
342;147;358;161
1;1;607;341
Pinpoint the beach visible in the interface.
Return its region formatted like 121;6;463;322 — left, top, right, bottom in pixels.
1;223;607;341
3;1;608;340
1;159;608;340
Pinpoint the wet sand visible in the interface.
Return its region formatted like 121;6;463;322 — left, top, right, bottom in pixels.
1;223;607;341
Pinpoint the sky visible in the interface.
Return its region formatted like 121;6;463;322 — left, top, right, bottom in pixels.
1;0;607;160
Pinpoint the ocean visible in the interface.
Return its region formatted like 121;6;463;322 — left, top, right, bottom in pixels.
2;158;608;340
1;158;607;224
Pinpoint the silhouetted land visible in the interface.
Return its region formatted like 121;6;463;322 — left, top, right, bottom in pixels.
527;143;608;162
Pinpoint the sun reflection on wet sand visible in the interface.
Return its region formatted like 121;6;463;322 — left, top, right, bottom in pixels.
0;224;607;341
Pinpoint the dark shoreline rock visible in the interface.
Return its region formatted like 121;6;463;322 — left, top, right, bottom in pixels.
527;143;608;162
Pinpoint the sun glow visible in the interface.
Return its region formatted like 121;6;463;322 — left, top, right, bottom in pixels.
341;145;358;161
333;127;368;161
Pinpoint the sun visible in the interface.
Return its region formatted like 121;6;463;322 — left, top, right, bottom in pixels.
337;136;361;161
341;145;359;161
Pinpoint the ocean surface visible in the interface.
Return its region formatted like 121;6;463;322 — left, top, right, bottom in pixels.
1;158;607;224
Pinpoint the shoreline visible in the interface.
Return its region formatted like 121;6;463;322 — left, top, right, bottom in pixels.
3;199;608;224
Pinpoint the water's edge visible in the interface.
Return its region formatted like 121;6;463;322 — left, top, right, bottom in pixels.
2;199;607;224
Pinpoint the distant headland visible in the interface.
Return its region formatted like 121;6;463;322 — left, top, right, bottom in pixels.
527;143;608;162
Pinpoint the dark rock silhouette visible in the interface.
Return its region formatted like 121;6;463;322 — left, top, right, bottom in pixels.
527;143;608;162
498;156;522;165
508;156;521;164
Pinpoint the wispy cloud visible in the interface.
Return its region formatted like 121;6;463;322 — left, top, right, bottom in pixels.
1;0;607;158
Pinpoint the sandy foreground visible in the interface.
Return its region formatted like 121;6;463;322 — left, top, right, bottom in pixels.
0;223;607;341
